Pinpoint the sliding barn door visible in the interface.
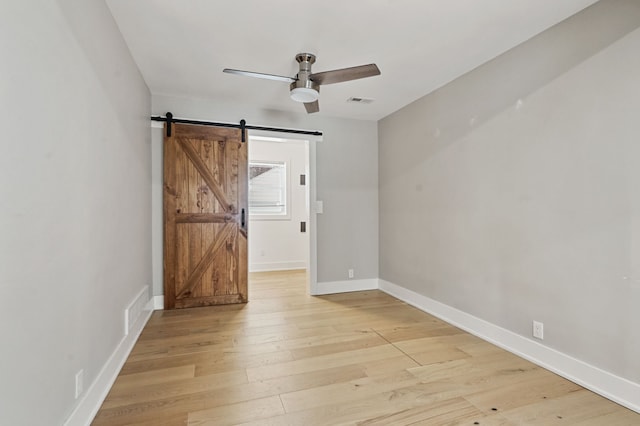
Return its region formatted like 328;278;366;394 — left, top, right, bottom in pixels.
163;123;248;309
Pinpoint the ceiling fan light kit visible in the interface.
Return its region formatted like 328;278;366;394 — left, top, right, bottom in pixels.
290;87;319;103
223;52;380;114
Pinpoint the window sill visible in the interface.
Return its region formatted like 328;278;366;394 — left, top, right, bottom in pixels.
249;214;291;221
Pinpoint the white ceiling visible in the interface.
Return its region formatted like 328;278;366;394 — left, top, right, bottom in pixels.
106;0;599;121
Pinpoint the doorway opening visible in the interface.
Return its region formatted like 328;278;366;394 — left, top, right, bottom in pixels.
248;133;314;293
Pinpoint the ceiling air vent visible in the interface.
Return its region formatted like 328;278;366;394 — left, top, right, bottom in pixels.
347;97;374;104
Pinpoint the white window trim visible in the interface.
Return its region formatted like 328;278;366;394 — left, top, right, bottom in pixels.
249;158;291;221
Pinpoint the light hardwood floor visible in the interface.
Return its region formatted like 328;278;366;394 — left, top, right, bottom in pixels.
93;270;639;425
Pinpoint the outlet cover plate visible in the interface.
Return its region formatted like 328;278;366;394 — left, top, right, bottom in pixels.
533;321;544;340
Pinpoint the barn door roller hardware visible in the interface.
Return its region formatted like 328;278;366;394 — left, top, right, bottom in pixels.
240;119;246;142
165;112;173;137
151;113;323;139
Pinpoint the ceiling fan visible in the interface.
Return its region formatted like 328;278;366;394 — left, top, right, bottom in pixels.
223;53;381;114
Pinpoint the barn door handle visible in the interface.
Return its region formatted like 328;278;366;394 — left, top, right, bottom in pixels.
241;208;245;228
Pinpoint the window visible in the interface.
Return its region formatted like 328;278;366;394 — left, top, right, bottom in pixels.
249;161;288;218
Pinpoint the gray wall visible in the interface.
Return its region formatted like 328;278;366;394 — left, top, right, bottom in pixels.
152;94;378;290
0;1;151;424
379;0;640;384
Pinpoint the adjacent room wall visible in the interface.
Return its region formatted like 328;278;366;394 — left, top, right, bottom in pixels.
249;139;309;272
0;1;151;424
379;0;640;388
151;94;378;293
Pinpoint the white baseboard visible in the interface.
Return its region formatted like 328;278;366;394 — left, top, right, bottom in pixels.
151;295;164;310
378;279;640;414
63;290;154;426
315;278;378;295
124;286;148;336
249;261;306;272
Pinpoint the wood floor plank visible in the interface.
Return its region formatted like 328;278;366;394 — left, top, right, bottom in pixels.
373;321;466;343
356;396;485;425
391;333;484;353
576;409;640;426
499;389;635;425
397;341;472;365
289;331;388;360
463;369;583;415
100;369;248;410
125;413;189;426
112;365;196;388
92;270;639;425
240;384;486;426
279;367;420;413
187;395;284;425
245;344;403;382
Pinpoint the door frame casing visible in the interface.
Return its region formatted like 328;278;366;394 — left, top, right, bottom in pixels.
248;129;321;295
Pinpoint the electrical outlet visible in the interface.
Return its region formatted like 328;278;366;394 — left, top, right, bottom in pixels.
348;269;354;279
75;369;84;399
533;321;544;340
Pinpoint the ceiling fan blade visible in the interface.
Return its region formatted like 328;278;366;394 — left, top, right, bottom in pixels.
310;64;380;85
304;100;319;114
223;68;296;83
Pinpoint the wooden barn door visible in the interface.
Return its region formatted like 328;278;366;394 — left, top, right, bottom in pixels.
163;123;248;309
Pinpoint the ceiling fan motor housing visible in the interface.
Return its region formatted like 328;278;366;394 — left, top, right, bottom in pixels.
290;53;320;102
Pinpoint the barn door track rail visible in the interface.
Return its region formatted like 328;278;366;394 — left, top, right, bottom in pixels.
151;112;323;142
